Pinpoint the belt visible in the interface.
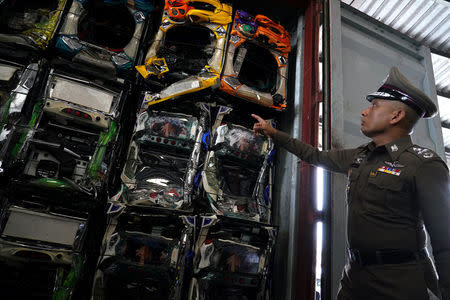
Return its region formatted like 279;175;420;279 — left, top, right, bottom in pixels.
348;248;427;266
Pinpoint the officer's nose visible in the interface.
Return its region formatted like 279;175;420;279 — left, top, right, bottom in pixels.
361;107;369;117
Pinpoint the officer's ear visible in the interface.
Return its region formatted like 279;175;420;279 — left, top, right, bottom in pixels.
390;109;406;125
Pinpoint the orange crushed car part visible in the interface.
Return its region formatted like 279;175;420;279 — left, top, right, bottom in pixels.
276;53;289;68
255;15;291;53
229;29;247;48
220;75;243;95
219;10;290;110
165;0;193;20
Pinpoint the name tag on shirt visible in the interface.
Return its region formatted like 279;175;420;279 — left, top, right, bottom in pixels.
377;166;401;176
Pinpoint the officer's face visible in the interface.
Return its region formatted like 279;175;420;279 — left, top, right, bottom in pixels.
360;99;397;138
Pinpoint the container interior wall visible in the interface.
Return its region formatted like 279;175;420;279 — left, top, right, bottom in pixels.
330;2;446;298
272;16;304;300
339;5;445;155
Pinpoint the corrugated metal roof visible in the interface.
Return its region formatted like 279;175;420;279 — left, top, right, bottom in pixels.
432;53;450;97
342;0;450;56
342;0;450;97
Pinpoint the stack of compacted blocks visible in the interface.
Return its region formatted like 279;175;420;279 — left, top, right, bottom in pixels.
0;0;292;299
0;0;153;298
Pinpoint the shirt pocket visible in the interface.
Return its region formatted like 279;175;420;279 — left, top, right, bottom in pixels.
367;174;413;218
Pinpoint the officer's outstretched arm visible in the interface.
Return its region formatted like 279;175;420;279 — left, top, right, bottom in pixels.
252;114;360;174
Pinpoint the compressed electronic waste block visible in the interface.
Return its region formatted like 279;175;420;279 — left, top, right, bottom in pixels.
118;103;210;211
201;106;275;223
0;0;68;50
0;196;91;299
188;215;276;300
137;0;232;106
56;0;154;75
92;206;196;300
2;65;130;198
220;10;291;110
0;58;46;176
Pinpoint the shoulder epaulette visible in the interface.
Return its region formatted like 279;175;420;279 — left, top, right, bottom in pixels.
407;145;437;160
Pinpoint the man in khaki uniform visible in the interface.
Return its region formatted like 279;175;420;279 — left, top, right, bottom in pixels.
252;67;449;300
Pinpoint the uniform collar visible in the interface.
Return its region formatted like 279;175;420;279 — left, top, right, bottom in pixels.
366;135;413;161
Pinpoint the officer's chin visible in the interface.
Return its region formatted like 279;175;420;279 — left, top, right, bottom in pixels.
360;127;372;138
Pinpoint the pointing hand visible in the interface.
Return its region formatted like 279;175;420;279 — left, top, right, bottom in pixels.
251;114;276;138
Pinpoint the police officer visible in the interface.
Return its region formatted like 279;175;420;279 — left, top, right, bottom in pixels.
252;67;450;300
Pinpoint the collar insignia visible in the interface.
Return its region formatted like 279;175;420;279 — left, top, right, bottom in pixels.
377;165;401;176
390;144;399;152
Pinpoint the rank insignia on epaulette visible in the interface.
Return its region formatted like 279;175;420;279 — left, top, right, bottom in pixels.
377;166;401;176
412;146;434;159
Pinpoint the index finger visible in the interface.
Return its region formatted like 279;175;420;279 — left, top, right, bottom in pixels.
251;114;265;123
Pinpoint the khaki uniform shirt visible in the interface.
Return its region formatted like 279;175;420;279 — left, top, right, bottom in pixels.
274;131;450;298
